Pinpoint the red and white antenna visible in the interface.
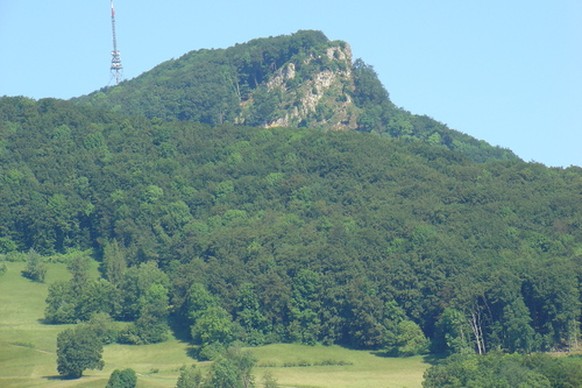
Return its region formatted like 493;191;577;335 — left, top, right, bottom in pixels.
110;0;123;84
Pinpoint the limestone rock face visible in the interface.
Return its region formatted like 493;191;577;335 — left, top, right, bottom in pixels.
78;31;364;132
239;43;360;131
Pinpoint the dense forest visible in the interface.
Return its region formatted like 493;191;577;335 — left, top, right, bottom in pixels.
0;93;580;357
0;29;581;386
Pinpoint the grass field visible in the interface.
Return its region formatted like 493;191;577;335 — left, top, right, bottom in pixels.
0;261;429;387
252;344;429;388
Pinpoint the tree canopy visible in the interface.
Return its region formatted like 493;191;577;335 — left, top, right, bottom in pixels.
0;46;580;357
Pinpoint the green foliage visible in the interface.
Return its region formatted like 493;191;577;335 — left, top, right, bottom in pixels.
80;312;119;344
45;255;116;324
191;305;235;346
433;308;473;355
66;254;91;293
262;371;279;388
235;283;269;346
73;31;515;162
206;347;257;388
132;283;170;343
422;352;581;388
56;326;104;379
0;94;580;356
102;239;127;287
391;320;429;357
44;281;76;323
106;368;137;388
118;261;169;321
176;365;203;388
0;237;17;253
21;249;47;282
117;264;170;344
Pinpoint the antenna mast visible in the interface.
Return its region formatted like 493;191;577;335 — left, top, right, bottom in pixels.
110;0;123;84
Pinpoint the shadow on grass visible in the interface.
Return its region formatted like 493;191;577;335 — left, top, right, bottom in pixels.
42;374;79;381
371;350;446;365
186;345;200;360
168;316;204;361
422;353;447;365
36;318;69;326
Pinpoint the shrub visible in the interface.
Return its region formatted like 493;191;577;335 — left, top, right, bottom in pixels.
106;368;137;388
21;250;47;283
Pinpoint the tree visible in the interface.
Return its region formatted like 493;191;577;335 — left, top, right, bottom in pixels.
56;326;104;379
499;297;535;353
191;305;235;346
21;249;47;282
81;312;118;344
392;320;429;356
102;239;127;287
262;371;279;388
106;368;137;388
118;261;169;321
176;365;203;388
434;308;473;355
76;278;119;321
45;281;76;323
236;283;268;345
67;254;91;294
132;283;169;343
207;347;256;388
187;282;218;323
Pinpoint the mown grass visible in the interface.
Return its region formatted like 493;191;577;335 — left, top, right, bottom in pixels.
0;261;195;388
0;261;429;387
251;343;429;388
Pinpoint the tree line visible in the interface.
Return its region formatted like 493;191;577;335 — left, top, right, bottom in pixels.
0;96;580;359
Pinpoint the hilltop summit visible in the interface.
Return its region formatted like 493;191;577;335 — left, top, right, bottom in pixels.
77;30;516;162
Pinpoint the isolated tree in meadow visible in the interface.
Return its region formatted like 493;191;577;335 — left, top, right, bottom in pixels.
56;326;104;378
106;368;137;388
21;249;47;282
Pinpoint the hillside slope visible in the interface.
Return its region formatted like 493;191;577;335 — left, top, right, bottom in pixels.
76;30;516;163
0;96;580;354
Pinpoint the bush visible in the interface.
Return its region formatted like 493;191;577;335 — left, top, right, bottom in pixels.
21;250;47;282
197;342;226;361
176;365;203;388
82;313;118;344
106;368;137;388
4;251;27;262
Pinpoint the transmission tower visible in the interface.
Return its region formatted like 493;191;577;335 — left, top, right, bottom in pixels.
110;0;123;84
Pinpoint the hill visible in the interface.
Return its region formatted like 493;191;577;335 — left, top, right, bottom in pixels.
0;95;580;359
0;260;430;387
76;30;516;163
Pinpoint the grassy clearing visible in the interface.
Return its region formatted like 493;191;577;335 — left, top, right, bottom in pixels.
0;261;195;388
0;261;429;387
250;344;428;388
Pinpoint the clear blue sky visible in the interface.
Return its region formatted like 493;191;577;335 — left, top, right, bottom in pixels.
1;1;580;167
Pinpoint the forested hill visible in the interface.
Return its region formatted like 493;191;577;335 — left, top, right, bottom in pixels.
0;96;580;355
75;30;516;163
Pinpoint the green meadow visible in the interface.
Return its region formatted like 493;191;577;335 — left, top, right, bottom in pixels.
0;261;429;387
